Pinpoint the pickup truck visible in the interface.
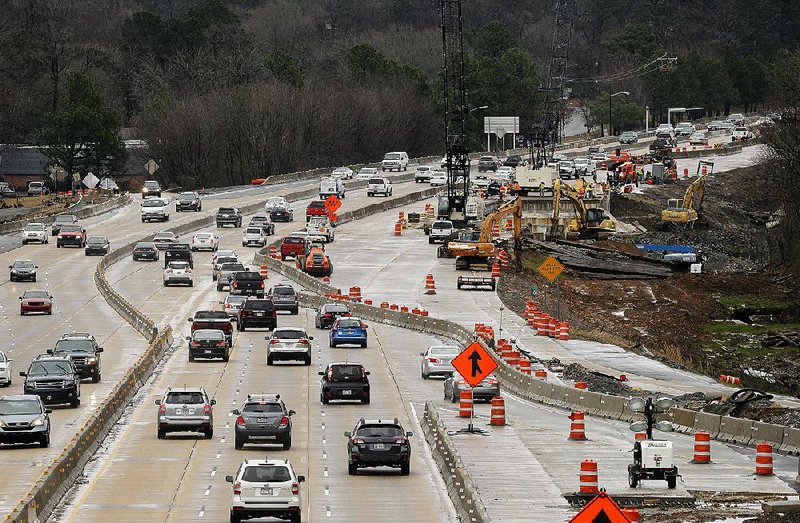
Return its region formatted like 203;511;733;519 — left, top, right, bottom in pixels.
305;200;329;222
188;311;233;347
319;176;345;199
428;220;454;244
216;207;242;228
216;262;246;291
280;236;307;259
307;217;335;242
731;127;754;141
164;244;194;268
230;271;265;297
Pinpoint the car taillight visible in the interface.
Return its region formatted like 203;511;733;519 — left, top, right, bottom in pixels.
187;269;192;273
280;416;289;427
236;415;245;426
458;380;466;385
291;482;299;495
190;341;199;347
260;281;265;288
165;269;172;273
217;341;226;347
344;312;351;317
224;303;231;309
489;379;499;385
270;339;280;345
395;438;408;445
233;282;238;288
323;313;332;318
203;404;211;415
300;338;309;345
352;438;365;444
159;404;166;415
427;357;439;363
233;481;241;495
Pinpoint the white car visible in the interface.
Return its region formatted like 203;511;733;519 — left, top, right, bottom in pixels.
226;459;305;523
213;249;238;265
332;167;353;180
366;177;392;197
153;231;178;250
429;171;447;186
674;122;695;136
381;151;409;172
732;127;754;141
242;226;268;247
191;232;219;252
163;261;193;287
472;176;491;189
264;197;289;213
420;345;459;379
655;124;674;134
689;132;709;145
0;351;11;387
573;157;595;176
356;167;379;180
22;223;48;244
141;197;170;222
414;165;433;183
495;166;516;179
306;217;335;242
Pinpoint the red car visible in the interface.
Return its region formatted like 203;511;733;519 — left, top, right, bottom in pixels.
57;224;86;248
305;200;329;221
280;236;307;260
20;289;53;315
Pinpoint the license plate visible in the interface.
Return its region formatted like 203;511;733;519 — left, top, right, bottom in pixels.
257;417;268;423
175;409;183;414
342;390;352;396
204;350;212;354
372;443;386;450
259;488;273;496
254;312;264;317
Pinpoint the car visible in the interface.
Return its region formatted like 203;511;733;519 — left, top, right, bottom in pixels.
429;170;447;186
319;363;370;404
329;317;368;348
381;151;409;172
314;303;351;329
189;310;234;347
232;393;295;450
717;121;736;132
22;223;48;244
175;191;202;212
230;271;265;297
649;138;673;152
49;334;104;383
689;132;709;145
429;220;453;244
332;166;354;180
9;260;37;282
217;262;246;290
50;214;77;236
213;249;238;265
279;235;307;260
266;327;312;365
152;231;178;250
707;120;725;131
225;458;305;523
587;146;602;155
0;182;15;198
213;256;238;281
19;289;52;315
264;196;289;213
414;165;433;182
220;295;247;320
344;417;412;475
305;200;329;221
242;226;268;248
267;284;299;315
56;224;86;248
674;122;695;136
27;181;49;196
655;123;673;134
21;356;80;407
503;155;526;168
163;260;193;287
155;386;215;439
573;157;595;176
269;205;294;222
591;153;609;170
248;215;275;235
306;216;334;243
558;160;577;179
495;165;516;179
420;345;460;379
84;236;110;256
367;177;393;197
238;298;277;331
164;244;194;268
444;372;500;402
319;176;345;199
191;231;219;252
472;175;490;189
133;241;159;261
0;352;12;387
478;156;499;172
618;131;638;144
726;113;745;126
0;395;51;447
141;197;170;222
356;167;379;180
217;207;243;228
98;177;119;193
141;180;161;198
732;127;754;141
187;329;229;362
296;246;332;276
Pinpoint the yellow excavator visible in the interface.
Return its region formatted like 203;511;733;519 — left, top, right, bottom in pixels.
446;197;522;270
661;160;712;230
550;179;616;240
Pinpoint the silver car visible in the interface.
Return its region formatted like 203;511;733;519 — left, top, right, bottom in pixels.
226;459;305;523
220;295;247;320
420;346;460;379
213;256;238;281
217;262;246;291
444;373;500;403
163;261;193;287
242;227;267;247
155;387;215;439
22;223;48;244
266;328;313;366
153;232;178;250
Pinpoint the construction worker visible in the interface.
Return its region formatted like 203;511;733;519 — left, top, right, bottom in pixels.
539;180;546;197
586;181;595;199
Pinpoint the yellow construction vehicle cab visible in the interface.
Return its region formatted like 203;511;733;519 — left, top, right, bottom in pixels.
550;179;616;240
446;197;522;270
660;160;712;229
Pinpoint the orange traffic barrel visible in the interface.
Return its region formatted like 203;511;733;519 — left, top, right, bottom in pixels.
535;314;548;335
394;222;402;236
755;443;773;475
568;411;587;441
558;322;570;340
518;358;532;375
400;305;409;313
491;263;500;279
459;389;473;418
398;211;405;223
491;223;500;239
506;351;520;368
425;274;436;295
693;431;711;463
275;251;282;261
380;302;389;309
269;245;277;258
389;304;399;311
364;299;373;306
534;369;547;380
349;286;362;302
504;218;513;231
578;460;598;494
411;307;420;315
322;276;330;284
549;317;559;338
498;249;509;268
575;381;588;390
489;396;506;426
420;309;429;316
259;264;268;279
621;507;640;522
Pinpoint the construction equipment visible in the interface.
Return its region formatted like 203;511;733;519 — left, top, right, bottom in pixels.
446;197;523;270
457;276;496;291
660;160;713;230
550;179;616;240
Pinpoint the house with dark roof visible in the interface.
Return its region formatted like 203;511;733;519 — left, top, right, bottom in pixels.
0;146;50;189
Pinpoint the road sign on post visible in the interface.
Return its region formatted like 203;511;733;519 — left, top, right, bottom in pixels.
324;195;341;213
538;256;565;282
82;173;99;189
451;341;498;388
145;159;160;175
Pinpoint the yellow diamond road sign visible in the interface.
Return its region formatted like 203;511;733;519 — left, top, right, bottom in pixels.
538;256;565;282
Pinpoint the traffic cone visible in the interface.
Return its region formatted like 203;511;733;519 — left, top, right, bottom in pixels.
424;274;436;295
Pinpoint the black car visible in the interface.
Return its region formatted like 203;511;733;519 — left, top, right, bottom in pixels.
164;244;194;268
85;236;110;256
314;303;351;329
345;418;412;475
649;138;673;152
249;215;275;235
187;329;229;362
237;298;277;331
503;155;525;168
232;393;295;450
21;356;81;408
267;284;299;315
477;156;499;172
9;260;37;282
133;242;159;261
269;206;294;222
175;191;202;212
230;271;265;297
216;207;242;228
320;363;370;404
0;395;51;448
48;336;103;383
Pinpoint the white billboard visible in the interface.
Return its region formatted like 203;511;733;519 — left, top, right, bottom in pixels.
484;116;519;135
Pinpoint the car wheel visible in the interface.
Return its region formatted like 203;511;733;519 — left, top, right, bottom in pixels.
361;394;370;405
667;475;677;489
217;284;224;291
321;394;328;405
348;463;357;475
92;374;100;383
222;351;229;362
230;513;242;523
70;397;80;408
189;352;194;362
239;323;246;332
330;341;336;348
39;434;50;448
267;355;274;365
292;307;299;315
234;434;246;450
283;436;292;450
204;428;213;439
304;356;311;366
47;309;52;315
361;342;367;348
421;369;428;379
290;512;300;523
401;462;410;475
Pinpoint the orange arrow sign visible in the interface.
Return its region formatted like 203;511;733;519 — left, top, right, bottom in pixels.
451;341;498;388
324;195;342;213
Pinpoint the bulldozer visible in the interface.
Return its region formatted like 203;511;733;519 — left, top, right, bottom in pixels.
660;160;712;230
549;179;616;240
444;197;522;270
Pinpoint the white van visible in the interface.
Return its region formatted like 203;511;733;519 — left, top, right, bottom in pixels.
382;152;409;172
367;178;393;197
319;176;345;199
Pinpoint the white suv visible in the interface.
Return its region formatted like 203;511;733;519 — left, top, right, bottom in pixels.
382;151;408;172
22;223;48;244
226;459;305;523
242;226;267;247
367;177;393;197
141;197;170;222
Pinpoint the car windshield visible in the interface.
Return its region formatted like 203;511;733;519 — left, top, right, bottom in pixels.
432;221;451;229
54;216;74;224
194;329;224;340
195;233;212;239
359;169;376;174
225;296;247;305
87;237;106;244
60;225;81;232
273;329;305;340
179;193;196;200
219;208;235;213
336;319;361;329
216;257;237;267
323;304;349;313
272;287;294;296
142;200;165;207
23;291;49;299
250;216;267;223
245;300;274;310
309;201;324;208
417;166;430;171
154;233;175;240
429;347;459;356
165;392;204;404
245;228;262;234
272;206;288;212
221;263;245;271
356;425;404;438
329;365;364;380
25;224;44;231
144;181;159;188
168;261;190;269
242;466;290;483
0;399;42;416
54;339;95;353
384;153;400;160
243;403;283;414
368;178;385;184
13;260;34;268
28;361;72;376
136;242;156;249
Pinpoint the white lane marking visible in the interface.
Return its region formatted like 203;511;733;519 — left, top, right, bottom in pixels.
322;450;327;460
325;485;330;496
198;508;205;518
323;467;328;477
204;486;211;496
326;506;331;517
216;452;221;459
211;466;217;477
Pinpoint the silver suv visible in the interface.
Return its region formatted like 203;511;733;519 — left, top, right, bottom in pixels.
155;387;216;439
226;459;305;523
232;393;295;450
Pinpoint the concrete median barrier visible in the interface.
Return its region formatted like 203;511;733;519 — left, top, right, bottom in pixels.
779;428;800;455
0;192;131;235
717;416;754;445
693;412;722;439
751;421;784;449
669;408;697;434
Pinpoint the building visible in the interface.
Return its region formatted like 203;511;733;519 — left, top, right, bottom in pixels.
0;146;49;190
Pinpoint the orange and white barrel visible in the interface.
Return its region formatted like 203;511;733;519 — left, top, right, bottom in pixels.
491;263;500;279
425;274;436;295
621;507;640;522
755;443;773;475
579;460;598;494
534;369;548;380
348;286;362;302
459;389;473;418
569;411;587;441
635;432;647;441
558;322;570;340
490;396;506;426
575;381;588;390
518;358;532;375
394;222;402;236
693;431;711;463
269;245;277;258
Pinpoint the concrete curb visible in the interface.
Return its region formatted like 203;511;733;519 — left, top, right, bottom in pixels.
0;192;132;235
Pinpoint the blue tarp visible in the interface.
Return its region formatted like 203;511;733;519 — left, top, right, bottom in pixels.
635;244;694;253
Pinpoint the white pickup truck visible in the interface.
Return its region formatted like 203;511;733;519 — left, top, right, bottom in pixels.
731;127;754;141
306;217;335;242
319;176;345;199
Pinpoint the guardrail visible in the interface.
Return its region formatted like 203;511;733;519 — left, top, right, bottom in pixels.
0;192;132;235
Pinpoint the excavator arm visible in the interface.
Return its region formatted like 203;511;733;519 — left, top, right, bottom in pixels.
479;197;523;242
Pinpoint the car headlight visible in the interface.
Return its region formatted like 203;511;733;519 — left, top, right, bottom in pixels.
32;416;45;426
0;420;5;428
87;357;97;364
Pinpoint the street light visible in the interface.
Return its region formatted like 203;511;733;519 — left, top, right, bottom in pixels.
469;105;489;113
608;91;630;137
499;305;505;340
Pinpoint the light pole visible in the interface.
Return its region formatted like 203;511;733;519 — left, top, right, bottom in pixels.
467;105;489;151
499;305;504;340
608;91;630;137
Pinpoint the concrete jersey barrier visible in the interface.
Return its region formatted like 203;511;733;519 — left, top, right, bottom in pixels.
0;192;131;235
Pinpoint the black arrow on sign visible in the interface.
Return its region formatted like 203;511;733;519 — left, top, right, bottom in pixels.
468;350;482;377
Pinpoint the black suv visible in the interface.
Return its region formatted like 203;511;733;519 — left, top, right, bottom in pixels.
216;207;242;228
21;356;81;408
268;284;299;315
48;334;103;383
320;363;370;404
345;418;413;475
314;303;351;329
175;191;202;212
164;244;194;268
232;393;295;450
237;298;277;331
503;155;524;167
